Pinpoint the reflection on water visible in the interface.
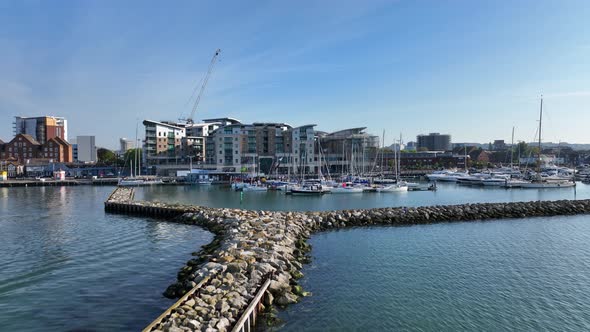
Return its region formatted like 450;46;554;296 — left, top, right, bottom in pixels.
280;216;590;331
0;186;213;332
135;182;589;211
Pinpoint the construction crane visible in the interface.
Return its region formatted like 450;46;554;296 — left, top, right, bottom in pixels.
185;48;221;124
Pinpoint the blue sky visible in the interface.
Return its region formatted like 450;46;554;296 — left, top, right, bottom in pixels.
1;0;589;149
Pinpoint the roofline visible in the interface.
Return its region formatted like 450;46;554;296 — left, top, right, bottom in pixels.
293;124;317;128
325;127;367;136
202;117;241;124
143;120;185;130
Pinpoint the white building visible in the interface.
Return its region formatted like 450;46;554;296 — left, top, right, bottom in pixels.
119;138;134;153
76;136;97;163
143;120;187;165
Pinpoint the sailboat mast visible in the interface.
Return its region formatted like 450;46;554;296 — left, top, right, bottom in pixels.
381;130;385;178
135;120;139;177
400;133;403;178
538;96;543;173
393;140;398;182
510;126;515;169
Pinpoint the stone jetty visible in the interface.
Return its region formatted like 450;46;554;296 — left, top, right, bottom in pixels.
104;189;590;332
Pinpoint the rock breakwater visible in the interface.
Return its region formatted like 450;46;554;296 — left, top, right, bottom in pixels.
104;189;590;332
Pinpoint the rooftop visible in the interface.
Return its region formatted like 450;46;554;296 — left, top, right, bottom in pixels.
143;120;185;130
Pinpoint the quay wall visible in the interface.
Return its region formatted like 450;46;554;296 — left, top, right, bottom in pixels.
104;188;590;332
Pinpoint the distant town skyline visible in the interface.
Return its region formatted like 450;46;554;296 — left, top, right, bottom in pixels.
1;0;589;149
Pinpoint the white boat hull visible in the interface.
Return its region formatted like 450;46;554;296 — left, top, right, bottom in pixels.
482;180;506;186
376;185;408;192
242;186;268;192
519;181;576;188
330;187;364;194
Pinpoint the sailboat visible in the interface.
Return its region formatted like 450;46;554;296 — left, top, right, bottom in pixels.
119;121;162;186
519;96;575;189
377;133;408;192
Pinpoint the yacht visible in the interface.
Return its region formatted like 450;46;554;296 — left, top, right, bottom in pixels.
118;177;163;186
376;183;408;192
482;174;511;186
510;97;575;189
290;183;329;195
242;184;268;192
519;180;576;188
456;173;490;185
331;183;364;194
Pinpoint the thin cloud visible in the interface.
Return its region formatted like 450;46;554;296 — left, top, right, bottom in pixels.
544;91;590;98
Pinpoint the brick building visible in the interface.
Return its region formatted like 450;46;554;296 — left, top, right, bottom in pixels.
0;134;73;163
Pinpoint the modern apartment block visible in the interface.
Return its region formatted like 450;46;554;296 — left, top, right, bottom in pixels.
142;117;381;175
13;116;68;144
143;118;239;168
203;121;318;174
417;133;452;151
318;127;379;175
143;120;187;165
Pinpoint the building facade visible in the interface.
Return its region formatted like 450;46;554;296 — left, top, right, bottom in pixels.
417;133;451;151
319;128;379;175
13;116;68;144
0;134;72;163
119;138;134;154
76;136;97;163
143;120;187;166
203;122;319;175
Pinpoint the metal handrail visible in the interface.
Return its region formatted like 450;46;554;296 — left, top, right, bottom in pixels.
231;274;273;332
142;272;218;332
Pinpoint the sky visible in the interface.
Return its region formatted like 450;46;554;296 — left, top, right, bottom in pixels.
1;0;589;149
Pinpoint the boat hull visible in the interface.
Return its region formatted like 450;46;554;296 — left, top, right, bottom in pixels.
519;182;576;188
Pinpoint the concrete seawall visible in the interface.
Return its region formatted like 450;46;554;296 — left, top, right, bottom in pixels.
104;188;590;332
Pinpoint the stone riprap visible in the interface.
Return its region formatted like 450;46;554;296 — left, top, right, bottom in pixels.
104;189;590;332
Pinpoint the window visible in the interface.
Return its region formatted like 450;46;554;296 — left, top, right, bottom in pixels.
219;159;223;163
235;159;238;163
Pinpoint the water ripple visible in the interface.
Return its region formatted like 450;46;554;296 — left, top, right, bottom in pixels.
280;216;590;331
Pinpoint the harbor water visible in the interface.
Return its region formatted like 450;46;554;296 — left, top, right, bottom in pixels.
134;182;590;211
278;216;590;331
0;186;213;331
1;182;590;331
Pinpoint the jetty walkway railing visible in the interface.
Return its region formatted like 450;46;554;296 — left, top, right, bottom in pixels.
142;272;219;332
231;273;273;332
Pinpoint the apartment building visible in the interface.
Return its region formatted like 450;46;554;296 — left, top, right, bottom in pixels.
143;120;186;165
13;116;68;144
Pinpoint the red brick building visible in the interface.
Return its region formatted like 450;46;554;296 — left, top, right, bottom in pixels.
0;134;73;163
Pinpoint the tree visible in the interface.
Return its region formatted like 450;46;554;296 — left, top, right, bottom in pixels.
97;148;117;165
123;148;143;165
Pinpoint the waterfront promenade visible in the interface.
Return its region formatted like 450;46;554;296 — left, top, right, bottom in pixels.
105;187;590;332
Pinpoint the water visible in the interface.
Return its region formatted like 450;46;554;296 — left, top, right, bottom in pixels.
279;216;590;331
2;183;590;331
0;186;213;331
135;182;590;211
